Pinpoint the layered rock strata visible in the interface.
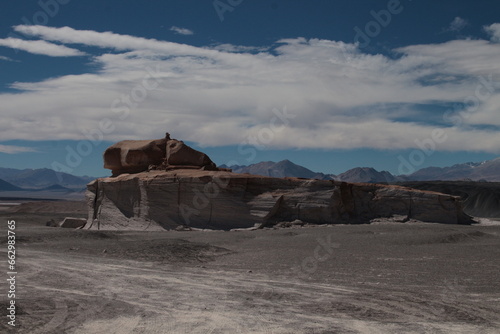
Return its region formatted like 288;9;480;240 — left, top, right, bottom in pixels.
86;170;473;230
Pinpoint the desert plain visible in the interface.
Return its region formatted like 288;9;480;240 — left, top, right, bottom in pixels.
1;200;500;334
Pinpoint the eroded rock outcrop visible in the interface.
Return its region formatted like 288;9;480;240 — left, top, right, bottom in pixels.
104;139;167;175
91;136;474;230
86;169;473;230
103;134;218;176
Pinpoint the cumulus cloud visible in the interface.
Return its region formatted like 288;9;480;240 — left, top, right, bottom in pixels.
169;26;194;35
1;25;500;154
0;37;85;57
0;144;37;154
484;23;500;42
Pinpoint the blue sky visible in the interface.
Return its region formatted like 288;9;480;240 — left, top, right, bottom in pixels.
0;0;500;177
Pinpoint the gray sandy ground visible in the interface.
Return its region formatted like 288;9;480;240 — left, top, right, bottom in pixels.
1;202;499;333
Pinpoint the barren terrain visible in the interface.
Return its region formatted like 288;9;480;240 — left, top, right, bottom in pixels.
1;201;500;333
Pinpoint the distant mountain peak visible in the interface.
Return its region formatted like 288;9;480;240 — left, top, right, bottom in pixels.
228;160;331;180
335;167;399;184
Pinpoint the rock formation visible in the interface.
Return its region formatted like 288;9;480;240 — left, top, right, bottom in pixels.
88;136;473;230
103;134;219;176
399;181;500;218
104;138;166;175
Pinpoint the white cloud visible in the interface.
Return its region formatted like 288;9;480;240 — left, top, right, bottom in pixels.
169;26;194;35
395;40;500;75
0;38;85;57
0;144;37;154
210;43;268;53
484;23;500;43
13;25;217;59
0;55;15;61
1;25;500;154
446;17;468;32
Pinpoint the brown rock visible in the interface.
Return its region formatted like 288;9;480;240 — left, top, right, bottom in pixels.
104;139;166;176
103;137;217;176
165;140;216;169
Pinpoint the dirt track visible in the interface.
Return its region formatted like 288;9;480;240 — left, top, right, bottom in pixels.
1;209;500;333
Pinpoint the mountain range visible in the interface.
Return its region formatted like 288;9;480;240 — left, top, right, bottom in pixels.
0;167;96;191
223;157;500;183
406;158;500;182
1;157;499;195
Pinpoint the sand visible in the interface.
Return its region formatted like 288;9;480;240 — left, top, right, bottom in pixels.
1;202;499;333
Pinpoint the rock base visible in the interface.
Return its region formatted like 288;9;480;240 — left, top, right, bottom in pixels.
86;170;473;230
